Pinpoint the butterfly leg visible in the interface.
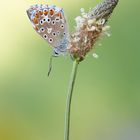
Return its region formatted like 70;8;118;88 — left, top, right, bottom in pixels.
48;51;60;77
48;55;54;76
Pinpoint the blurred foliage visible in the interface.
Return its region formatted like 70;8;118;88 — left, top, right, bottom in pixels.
0;0;140;140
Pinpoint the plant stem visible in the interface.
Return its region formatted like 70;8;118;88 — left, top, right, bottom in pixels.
64;60;79;140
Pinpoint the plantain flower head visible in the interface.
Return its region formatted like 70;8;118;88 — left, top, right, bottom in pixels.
68;0;119;61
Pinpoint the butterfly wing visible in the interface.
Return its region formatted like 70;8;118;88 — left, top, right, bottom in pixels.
27;4;69;55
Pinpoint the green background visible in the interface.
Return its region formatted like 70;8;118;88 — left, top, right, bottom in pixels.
0;0;140;140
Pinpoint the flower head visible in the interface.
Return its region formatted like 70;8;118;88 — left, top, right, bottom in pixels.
68;0;119;61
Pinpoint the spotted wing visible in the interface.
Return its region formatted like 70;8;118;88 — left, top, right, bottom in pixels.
27;4;69;51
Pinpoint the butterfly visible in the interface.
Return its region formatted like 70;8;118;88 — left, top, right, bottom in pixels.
26;4;69;56
26;4;70;75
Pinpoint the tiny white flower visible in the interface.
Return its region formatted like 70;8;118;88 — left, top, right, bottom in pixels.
102;25;110;31
87;26;96;31
106;32;111;37
80;8;85;13
82;14;88;18
100;19;106;25
75;16;85;30
92;53;99;59
84;36;88;43
96;19;106;25
88;19;96;26
75;16;85;24
80;8;88;18
73;37;80;42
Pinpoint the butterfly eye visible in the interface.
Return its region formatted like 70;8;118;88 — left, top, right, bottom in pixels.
43;34;48;39
43;18;46;22
51;20;55;25
49;38;53;43
52;32;56;36
63;32;66;36
60;24;64;29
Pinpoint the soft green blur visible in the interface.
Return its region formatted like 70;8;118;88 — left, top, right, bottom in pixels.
0;0;140;140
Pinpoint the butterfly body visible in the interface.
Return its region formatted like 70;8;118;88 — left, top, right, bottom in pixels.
27;4;69;56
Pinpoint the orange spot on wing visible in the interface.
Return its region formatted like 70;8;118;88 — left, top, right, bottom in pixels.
35;12;39;18
44;10;49;15
49;9;55;16
56;12;62;19
39;10;43;15
33;18;39;24
34;26;39;31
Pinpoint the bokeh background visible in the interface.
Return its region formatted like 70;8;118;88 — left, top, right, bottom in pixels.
0;0;140;140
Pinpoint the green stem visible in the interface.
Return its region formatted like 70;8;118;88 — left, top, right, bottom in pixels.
64;60;79;140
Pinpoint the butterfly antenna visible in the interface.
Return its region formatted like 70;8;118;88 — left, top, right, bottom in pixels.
48;55;53;77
